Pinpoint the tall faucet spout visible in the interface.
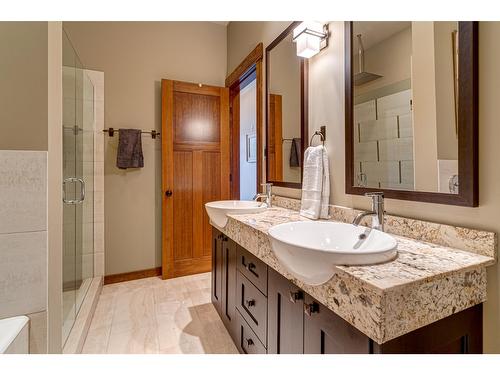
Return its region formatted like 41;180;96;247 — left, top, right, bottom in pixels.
352;211;374;226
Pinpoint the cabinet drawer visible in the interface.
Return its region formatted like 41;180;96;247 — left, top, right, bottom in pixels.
236;271;267;346
237;245;268;295
236;312;267;354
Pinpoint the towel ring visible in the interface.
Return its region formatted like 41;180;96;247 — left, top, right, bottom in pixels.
309;131;325;146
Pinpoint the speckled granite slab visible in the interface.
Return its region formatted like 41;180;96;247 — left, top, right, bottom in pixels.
273;196;497;259
219;203;496;344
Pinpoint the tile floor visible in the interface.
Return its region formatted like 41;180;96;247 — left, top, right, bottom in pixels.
82;272;238;354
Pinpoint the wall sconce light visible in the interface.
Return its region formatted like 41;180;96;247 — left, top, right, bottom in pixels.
292;22;329;58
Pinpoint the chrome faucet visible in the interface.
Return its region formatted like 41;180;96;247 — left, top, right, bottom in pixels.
352;192;385;231
253;183;273;208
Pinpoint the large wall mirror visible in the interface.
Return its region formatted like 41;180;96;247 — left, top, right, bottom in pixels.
345;21;478;206
266;22;308;188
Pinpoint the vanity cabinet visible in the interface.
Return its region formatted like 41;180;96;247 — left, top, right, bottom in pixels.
211;228;238;339
211;227;483;354
211;229;223;314
267;268;304;354
303;294;370;354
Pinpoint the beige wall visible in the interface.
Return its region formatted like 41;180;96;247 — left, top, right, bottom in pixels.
0;22;48;151
63;22;227;275
354;26;412;96
412;22;439;191
228;21;500;353
269;35;301;182
434;22;459;160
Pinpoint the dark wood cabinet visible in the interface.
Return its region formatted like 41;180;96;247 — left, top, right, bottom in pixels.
212;228;238;341
221;233;238;340
211;226;483;354
235;313;267;354
236;271;268;346
211;228;223;314
372;303;482;354
237;245;268;295
303;294;371;354
267;268;304;354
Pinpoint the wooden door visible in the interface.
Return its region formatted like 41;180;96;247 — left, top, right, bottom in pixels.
162;80;230;279
268;94;283;181
267;269;304;354
303;294;371;354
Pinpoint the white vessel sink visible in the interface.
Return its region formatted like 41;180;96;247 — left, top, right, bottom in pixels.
205;200;267;229
268;221;397;285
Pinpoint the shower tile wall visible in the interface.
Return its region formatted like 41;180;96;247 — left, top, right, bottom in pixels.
0;150;48;353
354;89;414;190
85;69;105;277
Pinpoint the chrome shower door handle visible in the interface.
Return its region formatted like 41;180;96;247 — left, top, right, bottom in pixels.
63;177;85;204
77;178;85;203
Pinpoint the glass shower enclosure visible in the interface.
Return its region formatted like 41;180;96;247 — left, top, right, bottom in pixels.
62;30;95;345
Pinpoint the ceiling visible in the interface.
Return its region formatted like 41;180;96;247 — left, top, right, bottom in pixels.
353;21;411;50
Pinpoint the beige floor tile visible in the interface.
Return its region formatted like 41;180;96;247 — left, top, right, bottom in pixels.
83;273;237;354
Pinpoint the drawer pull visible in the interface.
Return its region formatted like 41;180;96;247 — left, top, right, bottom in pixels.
245;299;256;307
246;338;254;346
304;302;319;316
289;290;303;303
246;262;256;272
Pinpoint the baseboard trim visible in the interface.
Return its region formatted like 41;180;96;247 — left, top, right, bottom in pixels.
104;267;162;285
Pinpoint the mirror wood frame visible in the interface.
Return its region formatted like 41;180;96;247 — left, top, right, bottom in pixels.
265;21;309;189
345;21;478;207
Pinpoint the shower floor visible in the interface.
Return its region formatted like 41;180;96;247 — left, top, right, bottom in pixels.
62;277;92;343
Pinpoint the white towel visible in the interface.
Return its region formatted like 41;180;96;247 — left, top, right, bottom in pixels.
300;145;330;220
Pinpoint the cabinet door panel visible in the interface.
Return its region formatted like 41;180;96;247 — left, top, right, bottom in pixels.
221;237;238;340
236;312;267;354
236;245;268;295
267;269;304;354
236;271;268;346
211;228;223;314
303;294;370;354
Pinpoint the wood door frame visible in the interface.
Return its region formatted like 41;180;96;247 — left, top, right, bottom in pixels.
161;79;230;280
226;43;263;199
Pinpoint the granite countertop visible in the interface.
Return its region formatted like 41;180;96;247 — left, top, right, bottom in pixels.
219;201;496;344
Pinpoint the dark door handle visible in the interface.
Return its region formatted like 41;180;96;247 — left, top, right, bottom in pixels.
289;290;304;303
304;302;319;316
246;338;254;346
245;262;256;272
245;299;256;308
165;190;173;197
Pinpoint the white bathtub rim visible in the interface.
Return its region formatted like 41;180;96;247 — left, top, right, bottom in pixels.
0;315;29;354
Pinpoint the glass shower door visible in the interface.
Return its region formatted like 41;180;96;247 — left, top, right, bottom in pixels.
62;30;94;345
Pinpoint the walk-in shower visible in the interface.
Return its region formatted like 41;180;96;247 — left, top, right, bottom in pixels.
62;30;95;345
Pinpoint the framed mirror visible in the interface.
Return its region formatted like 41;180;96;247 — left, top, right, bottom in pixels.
266;22;308;188
345;21;478;206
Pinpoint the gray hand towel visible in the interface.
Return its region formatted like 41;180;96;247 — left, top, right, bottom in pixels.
116;129;144;169
289;138;301;167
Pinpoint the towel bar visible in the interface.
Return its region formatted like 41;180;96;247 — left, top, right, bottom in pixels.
103;128;160;139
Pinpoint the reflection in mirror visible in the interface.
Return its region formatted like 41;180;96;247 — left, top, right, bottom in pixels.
352;22;460;194
266;24;306;187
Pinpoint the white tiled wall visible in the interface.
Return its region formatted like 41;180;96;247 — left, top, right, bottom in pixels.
85;69;105;277
354;89;414;189
0;150;48;353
